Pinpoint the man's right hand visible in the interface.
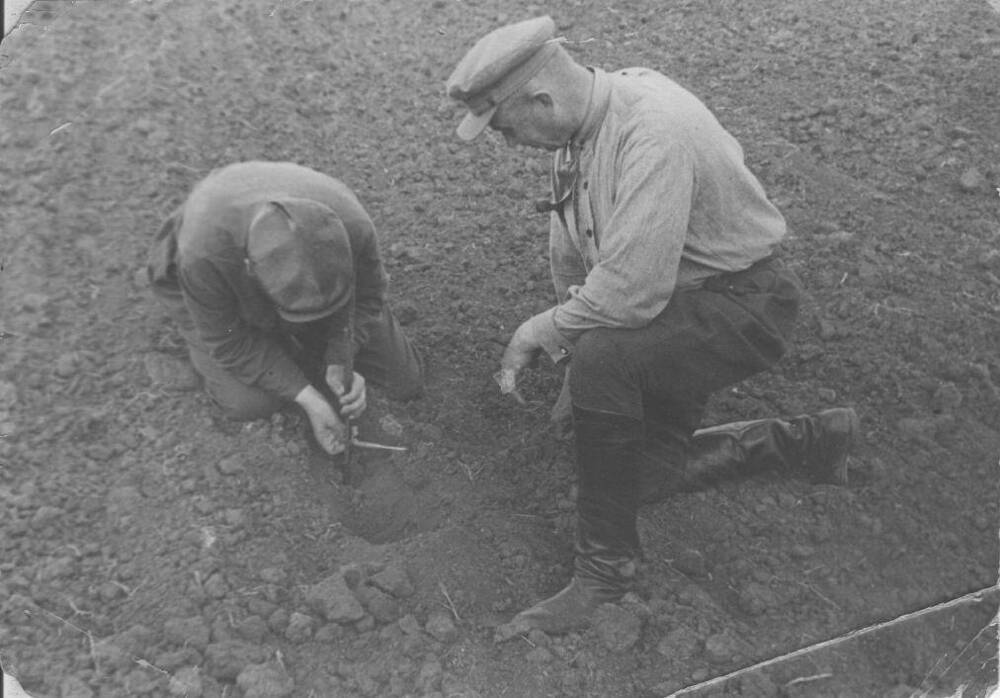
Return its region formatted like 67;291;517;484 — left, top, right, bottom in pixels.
500;318;543;378
294;384;348;455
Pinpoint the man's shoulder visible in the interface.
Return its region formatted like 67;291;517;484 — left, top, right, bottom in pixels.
194;161;352;200
605;68;714;139
609;68;701;112
608;66;676;94
610;66;670;83
178;161;366;249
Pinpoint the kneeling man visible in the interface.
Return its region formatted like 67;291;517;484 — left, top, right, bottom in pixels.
147;161;423;453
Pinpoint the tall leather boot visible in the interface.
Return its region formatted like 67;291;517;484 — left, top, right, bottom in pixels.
511;407;643;634
641;408;859;503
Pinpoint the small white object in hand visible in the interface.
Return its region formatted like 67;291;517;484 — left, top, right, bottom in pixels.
494;368;518;394
494;368;527;405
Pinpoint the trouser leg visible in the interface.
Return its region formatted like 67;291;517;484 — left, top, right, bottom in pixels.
632;266;856;499
682;408;860;487
638;395;704;502
571;261;800;419
572;407;643;585
352;305;425;401
640;410;860;502
578;260;803;501
510;406;643;634
186;341;287;421
510;261;805;633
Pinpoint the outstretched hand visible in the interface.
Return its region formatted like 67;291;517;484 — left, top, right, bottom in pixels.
500;317;543;382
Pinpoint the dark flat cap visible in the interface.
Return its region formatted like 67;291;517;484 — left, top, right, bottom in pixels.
246;199;354;323
446;16;558;140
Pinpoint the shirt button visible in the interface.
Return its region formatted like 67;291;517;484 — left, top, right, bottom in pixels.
583;181;588;190
585;229;593;237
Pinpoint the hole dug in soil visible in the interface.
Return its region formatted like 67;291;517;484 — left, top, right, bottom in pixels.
305;447;444;546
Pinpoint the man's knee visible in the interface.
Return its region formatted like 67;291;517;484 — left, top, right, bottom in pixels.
572;328;631;382
187;348;285;421
384;362;425;401
206;383;285;421
355;330;425;402
569;328;642;417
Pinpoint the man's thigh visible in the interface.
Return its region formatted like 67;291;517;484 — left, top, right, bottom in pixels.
185;341;286;421
570;261;800;420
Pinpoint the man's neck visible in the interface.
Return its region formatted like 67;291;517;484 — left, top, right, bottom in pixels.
568;67;596;145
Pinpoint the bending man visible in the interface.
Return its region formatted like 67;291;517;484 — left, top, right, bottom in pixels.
147;161;423;454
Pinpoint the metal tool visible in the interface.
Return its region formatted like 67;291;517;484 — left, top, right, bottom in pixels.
341;417;354;464
339;368;354;467
350;437;407;452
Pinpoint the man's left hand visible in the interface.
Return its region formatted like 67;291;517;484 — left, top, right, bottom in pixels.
326;365;367;420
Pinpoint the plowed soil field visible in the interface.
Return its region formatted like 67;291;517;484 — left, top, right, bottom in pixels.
1;1;998;697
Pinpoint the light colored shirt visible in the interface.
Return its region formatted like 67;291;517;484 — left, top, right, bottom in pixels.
532;67;787;363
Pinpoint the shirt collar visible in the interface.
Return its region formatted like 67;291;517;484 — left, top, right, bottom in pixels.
571;67;611;148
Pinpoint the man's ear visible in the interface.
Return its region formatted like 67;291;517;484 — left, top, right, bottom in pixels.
531;91;554;109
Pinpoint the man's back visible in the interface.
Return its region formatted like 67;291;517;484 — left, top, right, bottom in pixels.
177;161;373;262
593;67;787;273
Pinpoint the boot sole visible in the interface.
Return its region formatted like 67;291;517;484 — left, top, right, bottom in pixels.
505;577;624;636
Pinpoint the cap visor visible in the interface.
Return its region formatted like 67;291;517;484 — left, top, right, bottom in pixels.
456;106;496;141
275;290;353;323
276;305;339;323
